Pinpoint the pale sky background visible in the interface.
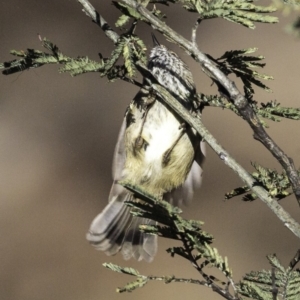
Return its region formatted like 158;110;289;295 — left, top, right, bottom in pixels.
0;1;300;300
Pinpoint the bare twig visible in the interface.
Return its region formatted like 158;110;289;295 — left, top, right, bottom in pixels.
271;267;278;300
77;0;119;43
289;249;300;270
122;0;300;206
148;275;207;286
121;76;143;87
152;82;300;239
191;18;201;48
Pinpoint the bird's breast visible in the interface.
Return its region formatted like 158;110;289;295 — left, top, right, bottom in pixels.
123;100;199;197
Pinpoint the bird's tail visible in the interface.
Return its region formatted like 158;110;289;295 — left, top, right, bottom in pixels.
86;183;157;262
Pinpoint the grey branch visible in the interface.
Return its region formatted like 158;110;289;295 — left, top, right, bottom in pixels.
121;0;300;205
77;0;119;43
152;83;300;239
76;0;300;237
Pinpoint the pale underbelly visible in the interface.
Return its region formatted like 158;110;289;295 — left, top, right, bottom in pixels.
123;100;198;197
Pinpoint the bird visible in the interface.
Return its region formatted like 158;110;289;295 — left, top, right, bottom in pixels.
86;35;205;262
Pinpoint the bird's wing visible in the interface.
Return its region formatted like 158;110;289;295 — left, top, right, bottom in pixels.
87;118;157;262
165;140;206;206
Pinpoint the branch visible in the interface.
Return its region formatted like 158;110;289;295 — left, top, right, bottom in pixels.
121;0;300;205
104;262;238;299
75;0;300;236
103;187;239;299
289;249;300;270
77;0;120;43
151;82;300;239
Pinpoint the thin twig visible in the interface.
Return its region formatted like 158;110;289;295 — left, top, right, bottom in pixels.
121;76;143;87
143;274;238;299
122;0;300;206
184;241;239;300
289;249;300;270
76;1;142;88
147;275;207;286
151;82;300;239
191;18;201;48
271;267;278;300
77;0;119;43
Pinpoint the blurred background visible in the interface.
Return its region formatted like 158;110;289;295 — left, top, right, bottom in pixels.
0;1;300;299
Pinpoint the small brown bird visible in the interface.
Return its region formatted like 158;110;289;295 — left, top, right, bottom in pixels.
86;36;205;262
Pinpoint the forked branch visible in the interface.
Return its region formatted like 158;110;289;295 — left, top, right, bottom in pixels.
75;0;300;238
121;0;300;205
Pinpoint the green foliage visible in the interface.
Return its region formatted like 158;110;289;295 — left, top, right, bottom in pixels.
114;0;166;28
107;182;235;296
0;38;104;76
104;262;206;293
115;14;132;28
113;0;278;30
102;34;147;79
210;48;273;97
1;1;300;300
197;48;300;128
103;263;140;276
199;95;300;128
0;36;147;80
257;100;300;122
113;1;145;27
238;252;300;299
180;0;278;29
103;263;148;293
104;183;300;299
225;163;296;201
59;57;104;76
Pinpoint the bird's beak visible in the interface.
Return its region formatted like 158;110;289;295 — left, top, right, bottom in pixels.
151;33;160;46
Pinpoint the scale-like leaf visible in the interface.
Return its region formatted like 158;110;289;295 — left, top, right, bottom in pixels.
180;0;278;29
239;251;300;299
225;163;295;201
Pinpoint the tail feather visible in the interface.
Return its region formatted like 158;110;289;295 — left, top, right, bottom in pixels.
122;217;157;262
86;185;157;262
86;199;130;254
